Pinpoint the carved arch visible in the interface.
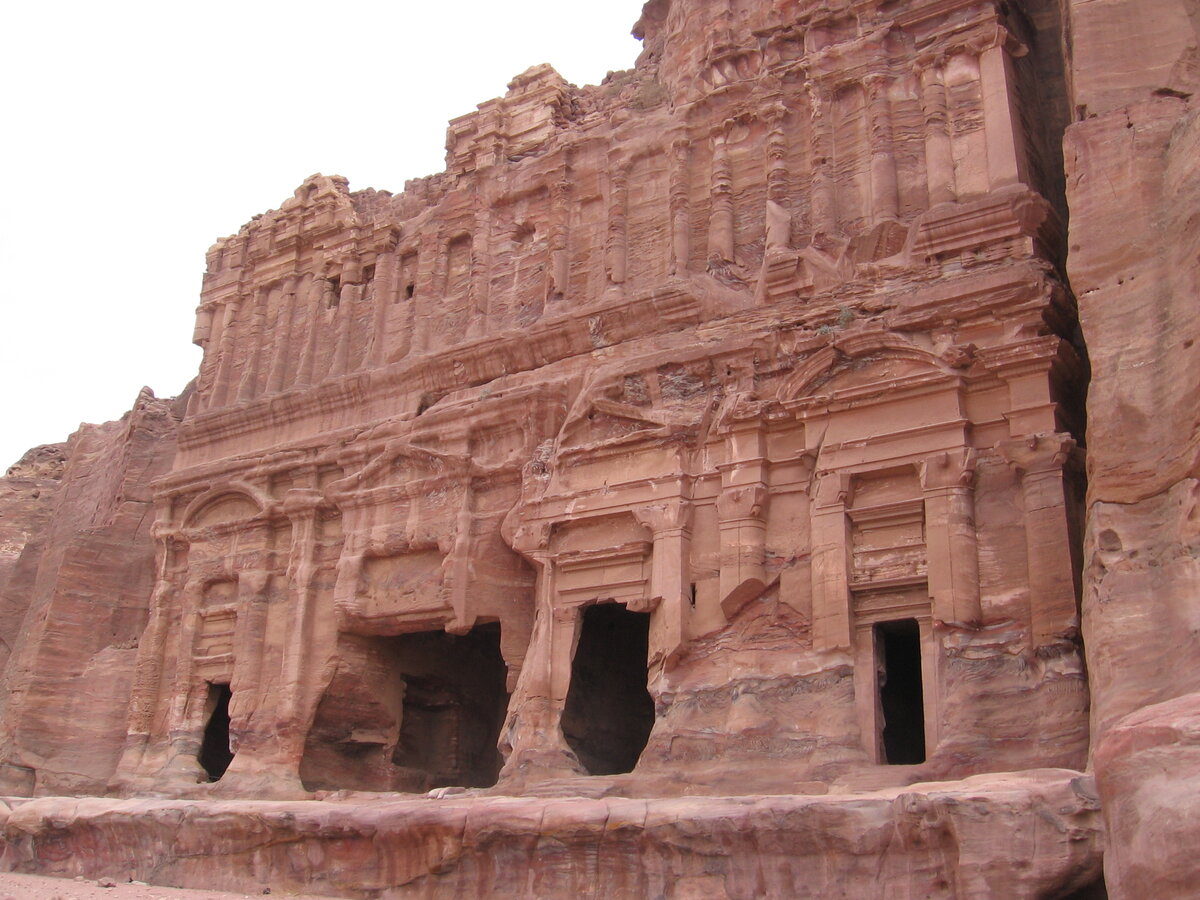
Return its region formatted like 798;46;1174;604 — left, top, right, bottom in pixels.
182;483;269;529
779;332;956;403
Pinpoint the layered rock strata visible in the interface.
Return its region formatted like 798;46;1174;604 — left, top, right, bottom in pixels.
1063;0;1200;893
0;771;1102;899
0;391;181;795
9;0;1192;894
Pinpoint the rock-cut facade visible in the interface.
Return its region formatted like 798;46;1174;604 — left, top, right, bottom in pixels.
111;0;1086;797
4;0;1198;895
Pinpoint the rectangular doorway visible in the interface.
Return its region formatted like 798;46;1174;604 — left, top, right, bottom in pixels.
874;619;926;765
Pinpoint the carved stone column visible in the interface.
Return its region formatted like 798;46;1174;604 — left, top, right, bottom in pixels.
633;500;693;665
253;487;324;780
716;482;769;618
113;527;187;785
223;568;271;774
810;471;852;651
470;193;491;325
919;448;981;626
366;252;397;369
764;106;791;253
1000;434;1079;646
605;161;629;285
293;277;322;387
548;171;571;300
918;58;957;206
708;129;736;262
716;420;771;619
265;276;298;393
209;296;243;408
497;528;585;781
865;74;900;222
975;27;1026;189
236;287;268;402
158;576;207;779
412;231;440;353
807;84;837;235
669;138;691;273
190;304;220;414
328;287;353;377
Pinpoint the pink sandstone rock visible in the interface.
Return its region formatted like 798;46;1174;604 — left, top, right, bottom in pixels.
0;390;181;796
0;445;67;673
1064;0;1200;893
0;0;1194;895
0;771;1102;898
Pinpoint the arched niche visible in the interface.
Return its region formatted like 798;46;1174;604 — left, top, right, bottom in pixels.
779;333;957;406
181;485;268;529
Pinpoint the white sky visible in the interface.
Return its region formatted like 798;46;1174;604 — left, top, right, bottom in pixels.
0;1;647;469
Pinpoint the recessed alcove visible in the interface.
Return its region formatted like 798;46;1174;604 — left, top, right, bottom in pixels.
561;603;655;776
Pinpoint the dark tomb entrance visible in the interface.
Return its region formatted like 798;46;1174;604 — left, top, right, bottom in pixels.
875;619;926;765
298;623;510;793
199;682;233;781
562;602;655;775
390;623;510;789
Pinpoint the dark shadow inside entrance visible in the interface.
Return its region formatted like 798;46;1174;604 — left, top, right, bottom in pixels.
562;603;655;775
389;623;509;788
199;682;233;781
299;623;509;792
876;619;926;765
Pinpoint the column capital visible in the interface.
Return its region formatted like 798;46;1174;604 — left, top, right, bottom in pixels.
812;471;851;508
632;500;693;536
998;433;1075;476
716;483;769;521
919;448;978;491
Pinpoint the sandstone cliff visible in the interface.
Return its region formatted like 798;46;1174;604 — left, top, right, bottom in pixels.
0;390;181;795
1065;0;1200;893
0;0;1194;896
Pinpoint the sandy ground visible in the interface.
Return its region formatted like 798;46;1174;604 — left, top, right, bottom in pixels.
0;873;346;900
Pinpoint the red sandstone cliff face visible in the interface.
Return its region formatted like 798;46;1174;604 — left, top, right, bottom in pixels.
0;390;181;795
1064;0;1200;895
1;0;1197;895
0;445;67;675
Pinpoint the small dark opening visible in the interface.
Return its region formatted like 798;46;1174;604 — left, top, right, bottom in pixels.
562;603;655;775
326;276;341;307
199;683;233;781
1057;874;1109;900
362;264;376;284
404;283;415;299
876;619;926;765
689;583;697;608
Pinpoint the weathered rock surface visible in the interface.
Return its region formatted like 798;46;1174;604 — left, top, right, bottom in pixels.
1064;0;1200;894
1;0;1198;894
100;0;1087;806
1092;693;1200;900
0;445;67;673
0;771;1102;899
0;391;181;796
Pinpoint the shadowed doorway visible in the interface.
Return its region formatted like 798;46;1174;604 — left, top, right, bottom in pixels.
562;603;655;775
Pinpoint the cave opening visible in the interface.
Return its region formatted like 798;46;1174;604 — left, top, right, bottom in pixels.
561;602;655;775
298;623;510;793
389;623;510;789
198;682;233;782
876;618;926;765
